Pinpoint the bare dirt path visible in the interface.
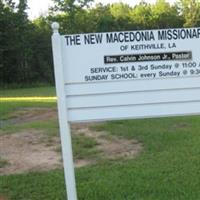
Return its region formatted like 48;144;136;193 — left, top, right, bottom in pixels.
0;108;142;175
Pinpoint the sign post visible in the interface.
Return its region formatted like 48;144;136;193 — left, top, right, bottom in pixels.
51;22;200;199
51;22;77;200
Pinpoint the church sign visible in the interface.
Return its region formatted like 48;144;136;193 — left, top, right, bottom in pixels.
51;23;200;200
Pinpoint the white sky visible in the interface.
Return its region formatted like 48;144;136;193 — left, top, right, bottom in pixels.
25;0;176;20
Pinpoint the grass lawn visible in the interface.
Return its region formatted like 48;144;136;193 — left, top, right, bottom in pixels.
1;87;200;200
0;86;56;97
0;86;56;119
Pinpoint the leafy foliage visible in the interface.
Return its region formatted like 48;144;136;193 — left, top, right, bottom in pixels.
177;0;200;27
1;0;200;86
0;0;53;86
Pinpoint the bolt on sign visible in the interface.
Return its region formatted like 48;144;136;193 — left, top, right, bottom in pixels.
51;22;200;200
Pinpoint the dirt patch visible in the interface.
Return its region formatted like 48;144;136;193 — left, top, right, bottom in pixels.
75;159;95;168
0;196;8;200
7;108;57;124
72;124;142;160
0;131;62;175
173;122;190;130
0;109;142;175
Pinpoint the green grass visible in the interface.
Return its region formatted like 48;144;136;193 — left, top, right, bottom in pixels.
1;87;200;199
0;101;56;120
0;86;56;119
1;116;200;200
0;158;8;169
73;134;100;160
0;170;67;200
0;118;59;136
0;87;102;165
0;86;56;97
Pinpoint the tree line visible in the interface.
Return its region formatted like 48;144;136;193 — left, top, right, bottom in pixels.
1;0;200;87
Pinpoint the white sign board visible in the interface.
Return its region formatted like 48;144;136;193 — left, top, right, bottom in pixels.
61;27;200;122
63;29;199;84
51;23;200;200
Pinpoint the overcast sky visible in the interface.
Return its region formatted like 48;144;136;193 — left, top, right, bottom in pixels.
24;0;176;20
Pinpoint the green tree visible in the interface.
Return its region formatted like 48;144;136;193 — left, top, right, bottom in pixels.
130;2;153;29
15;0;32;83
110;3;134;31
177;0;200;27
2;0;199;87
1;0;54;86
151;0;183;28
31;17;54;83
17;0;28;19
51;0;93;33
110;2;131;19
0;0;18;85
88;3;116;32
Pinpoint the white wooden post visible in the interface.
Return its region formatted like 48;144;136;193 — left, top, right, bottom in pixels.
51;22;78;200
